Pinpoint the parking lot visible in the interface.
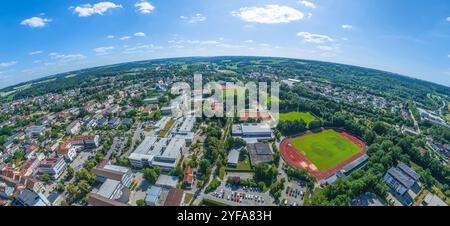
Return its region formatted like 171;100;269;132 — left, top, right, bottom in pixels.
206;183;275;206
281;180;307;206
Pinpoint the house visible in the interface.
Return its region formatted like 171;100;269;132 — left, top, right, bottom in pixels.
227;148;240;167
16;189;51;206
145;186;162;206
71;135;100;149
66;120;81;135
97;118;108;129
58;140;77;162
0;182;14;199
183;167;194;189
163;188;185;206
122;118;133;128
25;126;45;137
247;142;273;166
108;118;121;129
38;157;67;180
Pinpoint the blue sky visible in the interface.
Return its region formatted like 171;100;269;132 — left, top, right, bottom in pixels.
0;0;449;88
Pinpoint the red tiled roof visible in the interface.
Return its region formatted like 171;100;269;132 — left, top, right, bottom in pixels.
164;189;184;206
183;167;193;183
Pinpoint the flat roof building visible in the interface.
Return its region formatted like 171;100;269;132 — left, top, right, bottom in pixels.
155;174;179;189
232;123;273;141
247;142;273;165
384;162;420;197
227;148;240;167
145;186;162;206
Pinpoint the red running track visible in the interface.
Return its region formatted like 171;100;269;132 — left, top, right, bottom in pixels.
280;131;367;181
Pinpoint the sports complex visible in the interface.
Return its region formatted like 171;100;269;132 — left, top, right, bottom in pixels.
280;129;367;181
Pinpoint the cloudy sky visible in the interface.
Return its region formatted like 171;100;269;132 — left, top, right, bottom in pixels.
0;0;449;88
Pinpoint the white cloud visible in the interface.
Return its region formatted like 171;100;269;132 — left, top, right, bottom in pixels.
341;24;354;30
107;35;115;39
20;17;51;28
231;5;304;24
71;2;122;17
135;1;155;14
180;13;207;23
448;54;450;58
93;46;115;55
244;40;254;43
120;36;131;40
123;44;162;54
447;17;450;22
29;50;43;55
317;45;338;51
297;32;333;44
299;1;316;9
50;53;86;62
0;61;17;68
134;32;146;37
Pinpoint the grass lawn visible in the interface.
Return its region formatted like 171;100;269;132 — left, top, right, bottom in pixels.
158;119;175;137
218;166;225;180
225;156;252;172
184;193;194;205
279;112;317;125
290;130;362;171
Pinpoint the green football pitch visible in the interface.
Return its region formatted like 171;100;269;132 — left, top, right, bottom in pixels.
279;112;317;125
290;130;362;171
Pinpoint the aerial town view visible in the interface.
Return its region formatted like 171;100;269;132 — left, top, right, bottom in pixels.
0;0;449;211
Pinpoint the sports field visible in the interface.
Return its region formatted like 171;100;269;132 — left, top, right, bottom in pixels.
279;112;317;125
290;130;362;171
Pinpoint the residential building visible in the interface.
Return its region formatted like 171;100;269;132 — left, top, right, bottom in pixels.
66;120;81;135
0;182;14;199
183;167;194;189
25;126;45;137
71;135;100;149
38;157;67;180
58;141;77;162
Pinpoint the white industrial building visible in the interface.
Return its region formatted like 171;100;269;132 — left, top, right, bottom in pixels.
128;116;196;170
231;123;274;142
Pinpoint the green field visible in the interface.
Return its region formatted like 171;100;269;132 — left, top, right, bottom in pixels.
279;112;317;125
290;130;362;171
